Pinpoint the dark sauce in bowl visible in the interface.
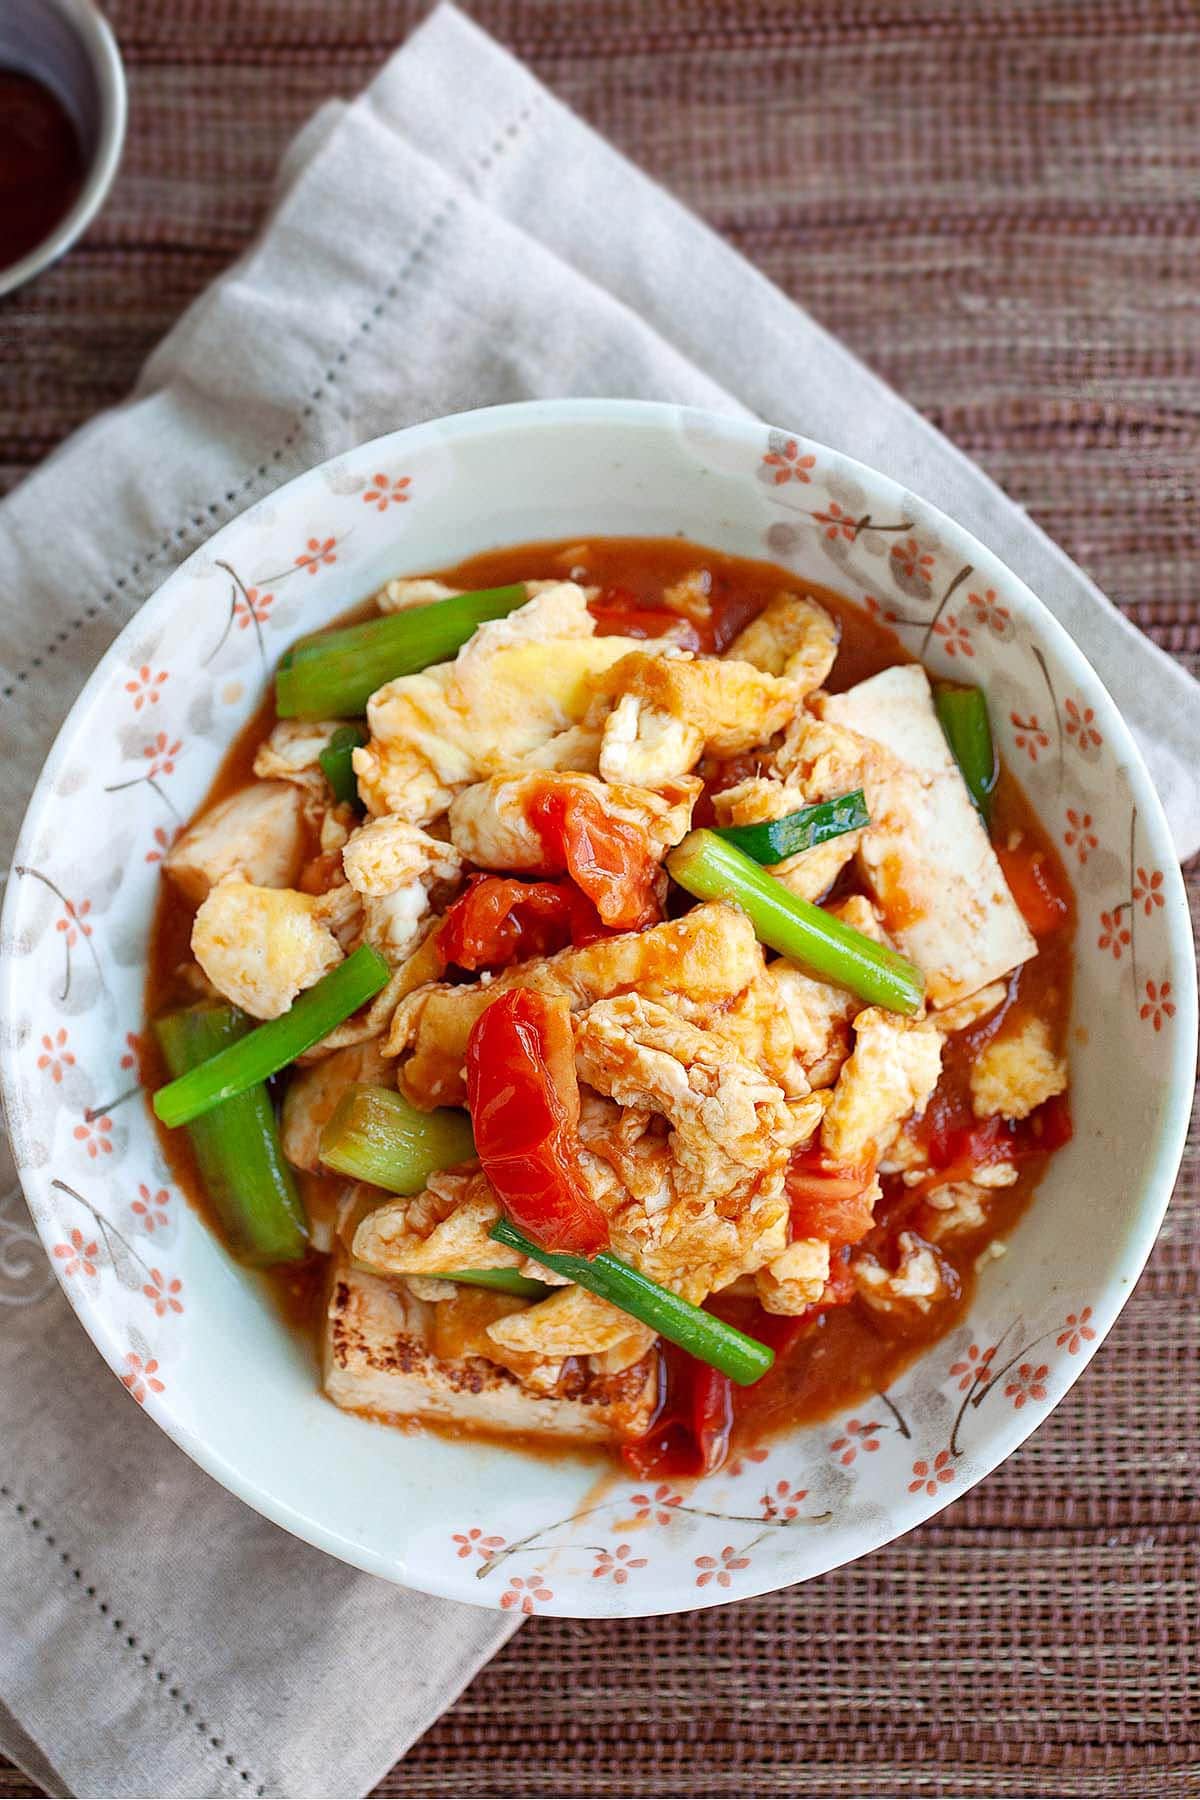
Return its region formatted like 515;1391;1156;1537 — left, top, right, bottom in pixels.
0;69;85;274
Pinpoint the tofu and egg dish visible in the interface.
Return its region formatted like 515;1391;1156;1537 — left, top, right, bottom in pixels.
148;537;1073;1477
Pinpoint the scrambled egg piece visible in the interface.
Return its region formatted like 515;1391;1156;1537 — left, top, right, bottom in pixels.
340;815;463;966
728;593;839;693
821;1007;944;1165
253;718;345;798
969;1014;1067;1120
932;982;1008;1037
593;650;797;786
573;994;818;1213
280;1040;394;1172
163;781;306;906
352;1168;522;1277
754;1237;831;1315
713;768;864;903
387;901;766;1107
855;1230;952;1319
921;1163;1019;1243
447;770;699;870
374;577;457;613
485;1286;656;1372
764;896;893;1090
353;585;650;823
191;877;344;1020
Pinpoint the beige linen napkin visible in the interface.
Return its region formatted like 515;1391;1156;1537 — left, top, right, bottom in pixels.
3;6;1199;1797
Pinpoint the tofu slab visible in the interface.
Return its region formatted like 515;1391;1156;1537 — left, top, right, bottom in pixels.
323;1254;658;1443
819;665;1035;1006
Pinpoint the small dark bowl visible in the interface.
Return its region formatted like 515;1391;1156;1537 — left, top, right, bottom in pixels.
0;0;126;298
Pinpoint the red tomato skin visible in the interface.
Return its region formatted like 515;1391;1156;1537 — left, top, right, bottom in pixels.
465;989;609;1256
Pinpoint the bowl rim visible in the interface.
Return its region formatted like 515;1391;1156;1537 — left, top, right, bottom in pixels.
0;0;128;300
3;396;1195;1613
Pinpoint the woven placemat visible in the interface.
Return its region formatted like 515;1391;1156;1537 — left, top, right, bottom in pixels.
1;2;1196;1795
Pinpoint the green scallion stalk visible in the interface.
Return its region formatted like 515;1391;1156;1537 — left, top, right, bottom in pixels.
935;683;997;824
275;583;529;718
713;788;869;864
154;1006;308;1265
439;1268;551;1299
319;1082;475;1195
667;828;925;1015
318;724;368;806
153;945;391;1128
489;1217;774;1386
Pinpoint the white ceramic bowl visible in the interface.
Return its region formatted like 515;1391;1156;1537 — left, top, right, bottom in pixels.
2;400;1194;1618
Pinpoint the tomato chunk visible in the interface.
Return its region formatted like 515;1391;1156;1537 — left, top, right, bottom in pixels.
527;785;661;930
996;844;1070;937
785;1143;879;1245
588;587;703;651
621;1346;733;1479
465;989;609;1255
436;874;609;973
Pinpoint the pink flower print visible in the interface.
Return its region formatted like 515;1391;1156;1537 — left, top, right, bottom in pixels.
37;1028;75;1084
451;1528;506;1561
949;1344;995;1393
630;1485;683;1526
1132;867;1165;917
890;537;935;584
1097;909;1131;960
1062;810;1098;866
1057;1307;1096;1354
143;734;183;779
908;1450;956;1496
55;897;92;947
233;588;273;632
727;1447;769;1477
761;438;815;485
932;611;974;657
593;1544;648;1584
73;1115;113;1159
295;535;337;574
1004;1362;1049;1409
829;1417;883;1466
120;1032;144;1075
500;1573;552;1614
967;588;1012;638
121;1353;165;1405
695;1545;751;1589
132;1184;170;1233
1064;698;1102;757
53;1227;99;1279
1010;713;1049;762
143;1269;184;1317
760;1478;808;1521
144;825;179;865
124;666;168;710
1140;979;1176;1032
363;473;412;512
813;501;856;541
864;594;900;625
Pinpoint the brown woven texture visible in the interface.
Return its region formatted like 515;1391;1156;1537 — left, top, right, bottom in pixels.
1;2;1198;1795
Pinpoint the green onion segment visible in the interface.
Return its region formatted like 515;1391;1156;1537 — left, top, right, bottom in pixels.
713;789;869;864
154;1006;308;1265
667;829;924;1015
275;584;529;718
153;946;390;1129
490;1217;775;1386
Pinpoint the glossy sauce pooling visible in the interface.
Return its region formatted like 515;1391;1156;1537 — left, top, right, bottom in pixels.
0;71;85;272
146;535;1074;1457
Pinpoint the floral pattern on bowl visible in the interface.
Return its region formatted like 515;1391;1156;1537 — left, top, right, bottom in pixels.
1;399;1194;1617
